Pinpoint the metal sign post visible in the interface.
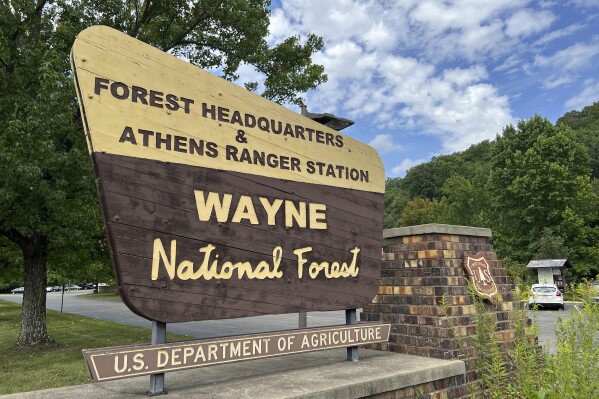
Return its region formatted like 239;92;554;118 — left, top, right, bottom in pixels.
346;309;358;361
148;321;166;396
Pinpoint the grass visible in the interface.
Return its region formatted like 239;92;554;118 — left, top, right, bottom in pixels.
78;292;122;301
0;300;190;395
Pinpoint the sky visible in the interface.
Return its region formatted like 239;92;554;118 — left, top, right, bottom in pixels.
234;0;599;178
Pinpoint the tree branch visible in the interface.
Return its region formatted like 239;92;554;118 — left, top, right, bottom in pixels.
34;0;47;16
130;0;153;37
162;1;224;52
2;228;27;248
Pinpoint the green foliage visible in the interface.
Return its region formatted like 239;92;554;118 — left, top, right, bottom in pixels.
436;174;491;227
502;258;536;290
446;284;599;399
385;109;599;282
0;0;327;345
397;197;439;226
557;101;599;178
383;178;409;228
401;154;466;200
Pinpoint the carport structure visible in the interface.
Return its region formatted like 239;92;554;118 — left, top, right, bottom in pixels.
526;259;572;290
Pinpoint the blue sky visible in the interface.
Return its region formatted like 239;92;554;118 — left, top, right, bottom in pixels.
233;0;599;177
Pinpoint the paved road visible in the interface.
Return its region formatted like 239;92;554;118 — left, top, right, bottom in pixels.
0;291;347;338
529;303;577;352
0;291;575;352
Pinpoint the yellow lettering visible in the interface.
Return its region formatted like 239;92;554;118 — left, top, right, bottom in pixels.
259;197;283;225
171;348;181;366
285;200;306;228
231;195;259;224
114;354;127;373
296;247;360;279
311;333;318;347
132;353;144;371
252;339;263;355
194;190;232;222
183;346;194;364
272;246;283;278
309;203;327;229
157;350;169;368
196;244;216;280
194;190;327;230
294;247;312;279
243;340;251;356
152;238;176;280
230;342;241;357
194;346;206;362
177;260;195;280
208;344;218;361
301;335;310;349
332;331;339;345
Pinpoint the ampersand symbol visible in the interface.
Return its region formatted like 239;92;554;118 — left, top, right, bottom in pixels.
235;129;248;144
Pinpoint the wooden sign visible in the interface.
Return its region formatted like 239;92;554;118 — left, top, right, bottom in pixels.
463;253;498;302
83;323;390;381
70;26;385;323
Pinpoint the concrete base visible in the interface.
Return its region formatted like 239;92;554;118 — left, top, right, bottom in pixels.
5;349;465;399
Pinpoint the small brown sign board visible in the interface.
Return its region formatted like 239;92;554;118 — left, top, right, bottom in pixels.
83;323;390;381
463;252;498;302
70;26;385;323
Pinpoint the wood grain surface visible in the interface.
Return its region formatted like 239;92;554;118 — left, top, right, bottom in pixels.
97;153;383;322
71;26;385;323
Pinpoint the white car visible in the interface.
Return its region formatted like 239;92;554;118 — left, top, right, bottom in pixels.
528;284;564;310
11;287;24;294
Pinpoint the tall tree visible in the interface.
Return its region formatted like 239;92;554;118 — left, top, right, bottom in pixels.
436;173;491;227
557;101;599;179
0;0;327;346
489;116;596;262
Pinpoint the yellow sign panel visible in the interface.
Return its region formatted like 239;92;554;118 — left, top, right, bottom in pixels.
71;26;384;193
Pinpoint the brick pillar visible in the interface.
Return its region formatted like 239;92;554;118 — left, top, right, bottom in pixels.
362;224;519;361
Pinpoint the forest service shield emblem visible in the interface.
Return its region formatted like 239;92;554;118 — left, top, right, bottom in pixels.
463;253;498;302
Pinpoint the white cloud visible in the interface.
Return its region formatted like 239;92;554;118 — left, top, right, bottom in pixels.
233;63;267;92
570;0;599;7
391;159;427;176
494;54;521;73
535;41;599;70
368;134;402;153
505;9;555;38
565;79;599;109
534;23;585;46
264;1;592;156
542;75;574;89
268;8;294;44
443;65;489;87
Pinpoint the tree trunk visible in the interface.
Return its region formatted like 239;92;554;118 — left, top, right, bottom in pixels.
16;233;53;347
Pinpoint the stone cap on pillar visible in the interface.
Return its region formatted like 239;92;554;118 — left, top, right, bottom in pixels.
383;223;492;239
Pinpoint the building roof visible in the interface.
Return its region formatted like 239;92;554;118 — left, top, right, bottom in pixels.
526;259;572;269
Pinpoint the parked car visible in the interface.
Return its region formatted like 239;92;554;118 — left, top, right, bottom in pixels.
46;286;54;292
65;285;82;291
11;287;24;294
589;281;599;304
93;283;109;293
528;283;564;310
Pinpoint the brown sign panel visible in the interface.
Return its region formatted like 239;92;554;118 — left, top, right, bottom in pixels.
83;323;390;381
463;252;498;302
70;26;385;323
